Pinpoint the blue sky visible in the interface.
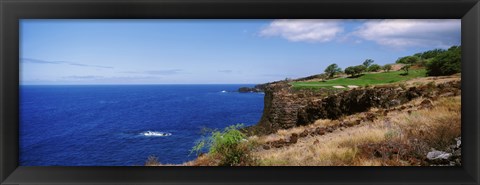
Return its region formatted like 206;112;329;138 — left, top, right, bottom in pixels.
20;19;461;85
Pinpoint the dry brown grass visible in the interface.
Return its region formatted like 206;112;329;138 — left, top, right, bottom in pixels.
145;155;161;166
394;96;461;150
254;119;389;166
252;119;337;145
402;74;460;87
252;96;461;166
182;154;221;166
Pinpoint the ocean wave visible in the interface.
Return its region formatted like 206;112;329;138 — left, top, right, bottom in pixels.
141;131;172;137
99;100;119;104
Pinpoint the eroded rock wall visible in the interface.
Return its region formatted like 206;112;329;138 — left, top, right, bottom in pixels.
253;81;460;134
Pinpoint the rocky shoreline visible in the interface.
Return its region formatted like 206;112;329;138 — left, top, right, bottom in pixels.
148;75;461;166
246;79;460;135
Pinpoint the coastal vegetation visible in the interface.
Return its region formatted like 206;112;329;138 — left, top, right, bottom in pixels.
253;95;460;166
324;63;342;79
292;68;426;89
425;46;461;76
189;124;258;166
383;64;392;72
145;46;461;166
291;46;460;90
397;45;461;76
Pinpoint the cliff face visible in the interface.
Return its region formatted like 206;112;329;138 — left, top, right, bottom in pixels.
253;81;460;134
253;82;341;134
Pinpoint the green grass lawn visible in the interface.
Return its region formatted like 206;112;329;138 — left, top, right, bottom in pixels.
292;69;427;89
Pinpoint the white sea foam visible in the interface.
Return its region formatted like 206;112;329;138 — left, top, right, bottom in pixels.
141;131;172;137
221;90;227;93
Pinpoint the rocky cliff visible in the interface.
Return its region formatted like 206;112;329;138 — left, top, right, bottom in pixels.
251;82;342;134
252;81;461;134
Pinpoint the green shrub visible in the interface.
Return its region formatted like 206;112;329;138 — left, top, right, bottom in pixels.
383;64;392;72
426;46;461;76
401;64;411;75
324;63;342;79
191;124;257;166
345;65;367;77
363;59;374;68
344;66;355;77
414;48;446;59
368;64;381;72
355;65;367;75
396;56;420;64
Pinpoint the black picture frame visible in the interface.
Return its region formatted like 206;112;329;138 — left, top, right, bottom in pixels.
1;0;479;184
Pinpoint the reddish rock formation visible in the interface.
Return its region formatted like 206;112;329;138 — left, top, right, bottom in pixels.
252;81;460;134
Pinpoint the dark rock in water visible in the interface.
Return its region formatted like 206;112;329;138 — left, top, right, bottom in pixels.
238;86;264;93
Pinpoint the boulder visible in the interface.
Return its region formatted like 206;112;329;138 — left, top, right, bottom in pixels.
299;130;309;137
427;151;452;161
455;137;461;148
289;133;299;143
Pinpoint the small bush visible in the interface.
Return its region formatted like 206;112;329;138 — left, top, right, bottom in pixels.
368;64;381;72
396;56;420;64
426;46;461;76
345;65;367;77
191;124;257;166
400;64;411;75
383;64;392;72
384;130;400;140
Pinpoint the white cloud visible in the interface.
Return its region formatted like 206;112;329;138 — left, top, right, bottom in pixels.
260;19;343;43
353;19;461;49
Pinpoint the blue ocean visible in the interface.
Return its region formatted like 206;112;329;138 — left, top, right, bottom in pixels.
20;85;264;166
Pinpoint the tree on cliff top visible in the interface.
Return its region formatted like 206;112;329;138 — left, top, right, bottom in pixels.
368;64;381;72
401;64;411;75
345;65;366;77
383;64;392;72
324;63;342;79
363;59;374;68
396;56;420;65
